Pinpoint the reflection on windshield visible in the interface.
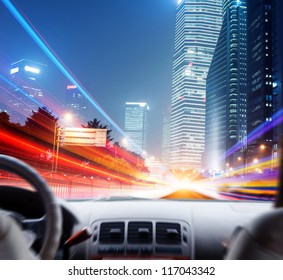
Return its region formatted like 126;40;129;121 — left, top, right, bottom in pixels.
0;0;281;202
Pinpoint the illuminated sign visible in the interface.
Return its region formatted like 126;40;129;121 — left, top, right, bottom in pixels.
10;67;19;74
126;102;149;109
24;65;40;74
61;128;107;147
67;85;77;90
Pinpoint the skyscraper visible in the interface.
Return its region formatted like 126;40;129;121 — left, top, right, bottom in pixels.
6;59;47;124
124;102;149;154
273;0;283;147
204;0;247;171
161;113;171;168
170;0;222;170
65;84;88;123
246;0;282;166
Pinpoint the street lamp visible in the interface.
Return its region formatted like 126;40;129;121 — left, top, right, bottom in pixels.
54;127;62;173
64;112;73;122
253;158;259;174
122;137;128;146
259;144;273;171
51;119;59;173
51;113;73;173
237;156;245;177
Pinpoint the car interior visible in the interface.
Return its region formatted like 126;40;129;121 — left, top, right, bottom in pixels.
0;153;283;260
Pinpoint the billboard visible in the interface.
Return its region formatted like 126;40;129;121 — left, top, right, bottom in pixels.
60;127;107;147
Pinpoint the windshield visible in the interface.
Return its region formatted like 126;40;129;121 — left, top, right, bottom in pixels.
0;0;280;202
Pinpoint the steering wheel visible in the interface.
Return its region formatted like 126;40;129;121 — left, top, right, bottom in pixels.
0;155;62;259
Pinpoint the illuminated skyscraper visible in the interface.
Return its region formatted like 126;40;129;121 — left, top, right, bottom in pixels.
246;0;283;165
124;102;149;154
204;0;247;171
6;59;47;124
65;84;88;122
273;0;283;147
170;0;222;170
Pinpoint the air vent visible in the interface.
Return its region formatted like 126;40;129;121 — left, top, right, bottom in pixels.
128;222;153;244
156;222;181;245
99;222;125;244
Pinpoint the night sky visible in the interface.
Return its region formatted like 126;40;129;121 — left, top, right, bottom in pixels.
0;0;177;157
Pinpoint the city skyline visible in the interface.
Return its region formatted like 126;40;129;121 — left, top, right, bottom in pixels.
204;0;283;173
1;0;282;172
0;0;177;158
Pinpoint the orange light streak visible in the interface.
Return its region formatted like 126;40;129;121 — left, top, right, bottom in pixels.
0;131;154;186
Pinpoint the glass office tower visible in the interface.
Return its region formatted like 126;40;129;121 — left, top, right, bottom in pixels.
246;0;283;167
124;102;149;154
65;84;88;123
170;0;222;170
204;0;247;171
7;59;47;124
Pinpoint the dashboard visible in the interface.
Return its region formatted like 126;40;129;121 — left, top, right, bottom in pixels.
0;186;273;260
67;199;272;260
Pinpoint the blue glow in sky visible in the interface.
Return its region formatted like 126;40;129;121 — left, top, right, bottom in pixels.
0;72;43;107
0;0;176;156
2;0;125;136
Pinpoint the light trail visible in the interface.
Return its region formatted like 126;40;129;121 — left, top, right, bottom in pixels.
0;73;69;123
0;130;156;186
0;73;43;108
2;0;125;137
224;107;283;160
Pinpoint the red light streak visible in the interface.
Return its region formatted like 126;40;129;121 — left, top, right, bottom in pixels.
0;131;153;186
